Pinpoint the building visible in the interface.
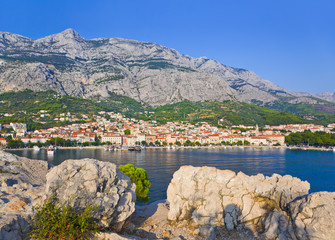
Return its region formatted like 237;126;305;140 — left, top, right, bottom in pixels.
10;123;27;137
101;135;122;145
259;135;285;145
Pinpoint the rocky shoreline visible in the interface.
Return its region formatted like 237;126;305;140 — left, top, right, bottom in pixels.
0;150;334;239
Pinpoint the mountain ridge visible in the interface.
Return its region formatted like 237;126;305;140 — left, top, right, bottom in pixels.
0;29;323;106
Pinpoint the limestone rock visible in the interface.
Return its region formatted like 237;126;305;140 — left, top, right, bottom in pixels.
45;158;136;228
288;192;335;240
167;166;310;238
0;150;48;240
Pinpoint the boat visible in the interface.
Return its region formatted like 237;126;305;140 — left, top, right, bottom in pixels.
47;145;55;155
33;146;40;151
128;146;142;151
333;147;335;152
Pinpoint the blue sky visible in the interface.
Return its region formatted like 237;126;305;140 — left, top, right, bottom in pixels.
0;0;334;93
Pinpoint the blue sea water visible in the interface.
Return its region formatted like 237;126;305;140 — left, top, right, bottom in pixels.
10;148;335;203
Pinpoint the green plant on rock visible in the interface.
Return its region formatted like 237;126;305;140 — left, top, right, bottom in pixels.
30;198;100;240
118;164;151;202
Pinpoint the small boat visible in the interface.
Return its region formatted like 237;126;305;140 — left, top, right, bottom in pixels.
333;147;335;152
33;146;40;151
135;146;142;151
47;145;55;155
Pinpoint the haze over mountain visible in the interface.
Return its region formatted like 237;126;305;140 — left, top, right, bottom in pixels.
0;29;320;106
316;93;335;103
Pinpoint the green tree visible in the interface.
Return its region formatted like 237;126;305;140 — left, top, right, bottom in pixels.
124;129;131;135
118;164;151;202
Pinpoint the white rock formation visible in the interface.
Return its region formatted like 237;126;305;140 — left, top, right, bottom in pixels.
288;192;335;240
167;166;310;238
45;159;136;228
0;151;48;240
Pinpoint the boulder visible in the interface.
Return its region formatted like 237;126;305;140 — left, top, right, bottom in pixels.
45;159;136;228
0;150;48;240
288;191;335;240
167;166;310;238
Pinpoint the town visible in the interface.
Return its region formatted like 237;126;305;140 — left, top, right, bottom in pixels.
1;111;335;148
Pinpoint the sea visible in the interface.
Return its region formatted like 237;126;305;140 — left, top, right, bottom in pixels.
9;147;335;203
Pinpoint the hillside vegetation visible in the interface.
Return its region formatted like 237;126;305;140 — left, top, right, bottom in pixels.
265;99;335;125
1;90;334;128
152;100;307;126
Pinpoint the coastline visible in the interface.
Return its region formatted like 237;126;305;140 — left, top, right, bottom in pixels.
4;145;334;152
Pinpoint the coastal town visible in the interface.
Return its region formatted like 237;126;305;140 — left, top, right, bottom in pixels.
1;111;335;148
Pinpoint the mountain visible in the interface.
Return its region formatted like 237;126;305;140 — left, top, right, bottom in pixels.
0;29;312;106
316;93;335;103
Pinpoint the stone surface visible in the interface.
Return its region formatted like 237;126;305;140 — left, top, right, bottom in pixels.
0;150;48;240
288;191;335;240
167;166;310;238
0;29;315;106
45;158;136;228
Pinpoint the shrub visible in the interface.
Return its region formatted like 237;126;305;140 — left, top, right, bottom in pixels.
118;164;151;202
30;198;100;240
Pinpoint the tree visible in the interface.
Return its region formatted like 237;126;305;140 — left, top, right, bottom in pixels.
154;140;161;146
118;164;151;202
124;129;131;135
175;141;181;146
141;140;147;146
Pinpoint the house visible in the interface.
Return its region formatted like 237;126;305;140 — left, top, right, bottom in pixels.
259;135;285;145
145;135;157;144
122;135;137;146
10;123;27;137
250;136;268;145
101;135;122;145
136;133;146;144
0;138;6;146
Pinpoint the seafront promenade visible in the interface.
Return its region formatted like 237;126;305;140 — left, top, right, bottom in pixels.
5;145;335;152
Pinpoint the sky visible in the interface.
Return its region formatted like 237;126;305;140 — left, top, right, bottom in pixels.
0;0;334;94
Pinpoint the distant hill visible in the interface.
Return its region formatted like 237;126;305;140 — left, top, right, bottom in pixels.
316;93;335;103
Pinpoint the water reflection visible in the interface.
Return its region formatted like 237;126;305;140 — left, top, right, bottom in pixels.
9;148;335;203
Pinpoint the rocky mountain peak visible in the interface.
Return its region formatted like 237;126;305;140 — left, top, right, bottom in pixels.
34;28;84;44
0;29;322;106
